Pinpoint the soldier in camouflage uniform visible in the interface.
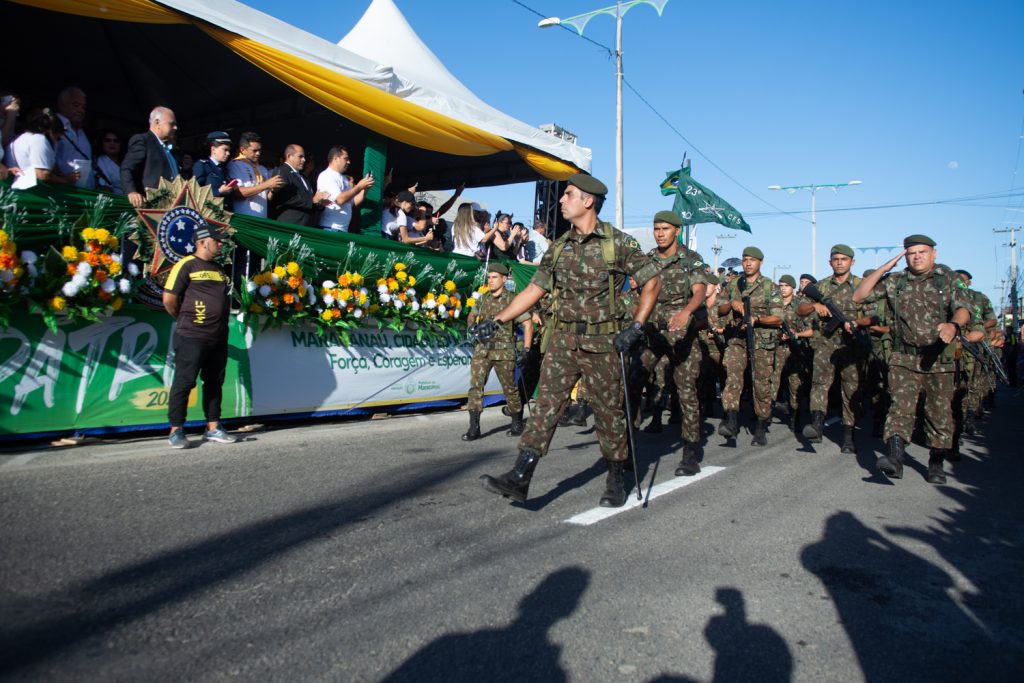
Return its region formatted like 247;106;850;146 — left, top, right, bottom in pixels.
798;244;868;453
717;247;783;446
699;273;726;418
772;275;813;432
955;270;998;435
475;174;661;507
463;263;533;441
630;210;708;475
853;235;971;484
860;268;893;438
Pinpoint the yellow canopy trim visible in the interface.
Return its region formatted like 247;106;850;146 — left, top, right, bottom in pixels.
513;144;582;181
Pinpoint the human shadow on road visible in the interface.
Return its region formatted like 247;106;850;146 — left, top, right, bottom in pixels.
649;587;792;683
0;452;489;678
379;566;589;683
518;458;606;511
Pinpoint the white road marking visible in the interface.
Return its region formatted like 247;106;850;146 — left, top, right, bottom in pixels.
0;453;40;469
564;465;726;525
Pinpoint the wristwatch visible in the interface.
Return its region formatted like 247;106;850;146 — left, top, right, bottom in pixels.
630;320;643;331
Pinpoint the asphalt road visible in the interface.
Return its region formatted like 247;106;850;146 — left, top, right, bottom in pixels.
1;391;1022;682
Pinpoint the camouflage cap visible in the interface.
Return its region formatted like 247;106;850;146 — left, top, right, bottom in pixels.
653;210;682;227
566;173;608;197
778;274;796;287
862;268;876;278
705;273;720;285
488;263;510;276
742;246;764;261
903;234;936;248
831;243;855;258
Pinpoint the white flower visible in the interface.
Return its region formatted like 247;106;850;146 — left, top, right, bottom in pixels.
307;286;316;304
271;273;280;284
27;264;37;278
259;284;271;297
322;293;335;306
424;299;436;310
440;308;450;319
118;278;131;294
101;279;116;293
72;273;89;288
438;304;446;314
264;298;274;307
454;309;461;319
360;287;368;296
246;280;257;293
76;261;92;276
322;279;336;290
379;293;391;304
20;250;37;265
353;308;363;319
377;284;388;295
0;271;12;283
394;298;405;310
62;281;80;297
127;262;140;277
111;253;122;264
411;301;420;312
406;287;416;298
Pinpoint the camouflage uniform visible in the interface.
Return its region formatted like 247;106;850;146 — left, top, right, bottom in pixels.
772;298;810;413
466;288;528;413
963;288;997;418
863;293;892;435
721;275;783;419
518;223;660;461
699;296;726;411
804;275;865;427
632;248;709;443
864;264;970;450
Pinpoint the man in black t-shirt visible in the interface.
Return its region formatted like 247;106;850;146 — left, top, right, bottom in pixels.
163;225;237;448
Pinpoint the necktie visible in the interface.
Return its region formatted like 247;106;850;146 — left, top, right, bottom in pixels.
164;143;179;178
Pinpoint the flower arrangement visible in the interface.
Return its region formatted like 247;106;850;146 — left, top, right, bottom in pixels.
372;262;420;331
238;235;318;330
316;270;370;344
32;226;140;331
0;229;32;329
465;283;490;310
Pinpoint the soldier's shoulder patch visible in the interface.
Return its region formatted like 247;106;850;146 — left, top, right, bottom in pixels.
626;238;641;251
692;260;703;268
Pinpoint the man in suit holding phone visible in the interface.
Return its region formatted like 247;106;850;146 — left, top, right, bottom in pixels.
121;106;179;208
269;144;329;227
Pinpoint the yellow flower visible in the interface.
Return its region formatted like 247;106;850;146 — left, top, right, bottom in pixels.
466;297;476;308
50;296;66;311
444;280;456;293
395;270;408;282
81;228;96;241
111;297;123;311
298;285;306;297
478;284;489;293
425;292;435;300
437;294;449;306
339;288;352;301
394;262;407;272
357;293;368;306
94;228;110;243
407;276;416;286
107;236;119;250
273;265;287;279
286;261;301;276
321;310;333;322
0;230;7;245
377;278;387;286
387;279;399;292
369;304;380;314
109;262;122;276
62;246;79;261
352;273;364;286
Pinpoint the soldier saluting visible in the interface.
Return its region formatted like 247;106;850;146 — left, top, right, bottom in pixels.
473;173;661;507
853;234;971;484
462;263;533;441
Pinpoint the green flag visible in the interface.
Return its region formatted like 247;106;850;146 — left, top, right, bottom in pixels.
660;166;751;233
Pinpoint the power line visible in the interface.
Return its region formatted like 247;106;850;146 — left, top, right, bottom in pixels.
743;189;1024;219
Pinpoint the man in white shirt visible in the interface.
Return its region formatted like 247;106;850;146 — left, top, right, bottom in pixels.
227;131;284;218
520;221;551;265
53;86;93;188
317;145;374;232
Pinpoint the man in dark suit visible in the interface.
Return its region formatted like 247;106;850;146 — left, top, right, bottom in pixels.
269;144;327;227
121;106;179;208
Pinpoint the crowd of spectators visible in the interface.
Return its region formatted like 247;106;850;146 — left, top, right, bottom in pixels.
0;85;553;265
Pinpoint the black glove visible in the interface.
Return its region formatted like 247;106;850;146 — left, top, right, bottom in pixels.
614;321;644;353
472;317;500;343
516;347;532;367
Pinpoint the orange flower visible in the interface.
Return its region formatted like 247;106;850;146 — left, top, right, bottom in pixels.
98;290;112;301
294;301;304;311
338;274;351;287
101;254;113;266
86;253;100;267
287;276;302;290
66;264;77;276
270;296;280;306
331;308;341;319
95;270;107;282
283;292;296;305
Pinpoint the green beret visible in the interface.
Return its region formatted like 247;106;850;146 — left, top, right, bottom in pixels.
653;210;682;227
778;274;796;288
705;273;720;285
862;268;876;278
955;269;972;280
742;246;764;261
567;173;608;197
904;234;936;248
831;243;855;258
488;263;510;276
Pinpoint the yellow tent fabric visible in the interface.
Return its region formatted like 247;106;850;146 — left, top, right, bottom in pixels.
12;0;580;179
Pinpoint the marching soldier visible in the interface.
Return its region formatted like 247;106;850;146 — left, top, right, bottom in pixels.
699;273;726;419
853;235;970;484
861;268;893;438
631;210;708;475
463;263;533;441
772;274;813;432
475;174;661;507
955;270;998;435
717;247;783;446
798;244;867;453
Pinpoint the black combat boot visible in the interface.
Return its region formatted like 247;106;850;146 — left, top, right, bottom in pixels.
802;411;825;443
668;400;682;424
718;410;739;438
599;460;628;507
841;426;856;454
751;418;769;446
507;410;524;437
675;441;701;476
871;416;885;439
643;409;664;433
480;449;540;502
877;435;905;479
461;410;481;441
560;399;590;427
927;449;948;485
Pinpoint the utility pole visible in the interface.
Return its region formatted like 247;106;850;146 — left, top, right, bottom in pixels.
994;227;1020;336
711;233;735;272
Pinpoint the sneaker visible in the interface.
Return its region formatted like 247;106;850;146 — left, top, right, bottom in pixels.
168;430;190;449
204;427;238;444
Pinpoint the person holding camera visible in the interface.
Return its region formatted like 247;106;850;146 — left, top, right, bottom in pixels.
317;145;373;232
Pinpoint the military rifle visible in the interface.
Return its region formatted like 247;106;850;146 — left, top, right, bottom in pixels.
960;335;1011;385
737;277;757;385
780;319;808;361
801;283;873;356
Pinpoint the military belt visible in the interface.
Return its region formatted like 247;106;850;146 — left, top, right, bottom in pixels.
553;319;621;335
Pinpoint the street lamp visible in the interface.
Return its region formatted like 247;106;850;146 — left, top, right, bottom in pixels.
539;0;670;233
768;180;862;277
772;264;791;283
710;233;736;272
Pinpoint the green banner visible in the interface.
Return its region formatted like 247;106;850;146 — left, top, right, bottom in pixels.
659;165;751;233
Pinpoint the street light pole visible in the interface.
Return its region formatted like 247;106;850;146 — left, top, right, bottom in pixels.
711;233;735;272
768;180;862;278
539;0;669;232
772;264;791;283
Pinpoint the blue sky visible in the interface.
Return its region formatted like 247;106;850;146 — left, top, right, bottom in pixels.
246;0;1024;310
